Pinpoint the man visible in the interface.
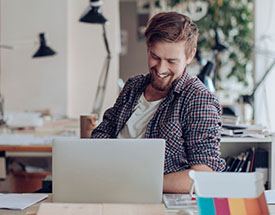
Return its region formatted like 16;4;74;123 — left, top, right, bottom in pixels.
91;12;225;193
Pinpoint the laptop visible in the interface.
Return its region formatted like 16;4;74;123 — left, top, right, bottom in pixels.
52;138;165;204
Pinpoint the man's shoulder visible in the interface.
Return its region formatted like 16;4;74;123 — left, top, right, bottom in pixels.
182;76;212;97
178;76;221;110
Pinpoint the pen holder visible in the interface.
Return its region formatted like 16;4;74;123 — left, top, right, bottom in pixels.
188;171;269;215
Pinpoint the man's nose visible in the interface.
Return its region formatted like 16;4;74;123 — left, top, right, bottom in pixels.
157;61;167;74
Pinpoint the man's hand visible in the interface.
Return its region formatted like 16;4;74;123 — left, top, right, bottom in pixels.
163;165;213;193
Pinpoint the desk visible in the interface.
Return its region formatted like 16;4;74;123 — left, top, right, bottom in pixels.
1;136;275;192
0;194;275;215
0;118;78;192
0;194;192;215
0;145;52;157
0;145;52;193
2;136;274;182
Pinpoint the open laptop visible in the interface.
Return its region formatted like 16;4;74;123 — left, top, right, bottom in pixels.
52;138;165;204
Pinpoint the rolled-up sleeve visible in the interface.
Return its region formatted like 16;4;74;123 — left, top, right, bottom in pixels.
184;90;226;172
91;78;135;138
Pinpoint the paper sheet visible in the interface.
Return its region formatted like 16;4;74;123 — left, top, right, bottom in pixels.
265;190;275;204
163;194;198;210
0;134;55;145
0;193;48;210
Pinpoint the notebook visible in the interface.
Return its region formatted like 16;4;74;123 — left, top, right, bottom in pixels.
52;138;165;204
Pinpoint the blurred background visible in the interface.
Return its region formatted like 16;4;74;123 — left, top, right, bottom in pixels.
1;0;275;130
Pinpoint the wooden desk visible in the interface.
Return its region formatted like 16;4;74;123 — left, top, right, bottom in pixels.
0;194;275;215
2;136;274;188
0;118;79;156
0;145;52;158
0;194;188;215
0;145;52;193
0;145;52;157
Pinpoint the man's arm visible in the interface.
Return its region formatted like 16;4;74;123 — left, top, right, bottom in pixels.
91;78;134;138
163;164;212;193
183;89;225;172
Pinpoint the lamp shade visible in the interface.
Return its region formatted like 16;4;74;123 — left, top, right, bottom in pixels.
79;0;107;24
198;61;215;93
33;33;56;58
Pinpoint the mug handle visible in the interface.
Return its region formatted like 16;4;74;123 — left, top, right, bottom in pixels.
189;181;196;199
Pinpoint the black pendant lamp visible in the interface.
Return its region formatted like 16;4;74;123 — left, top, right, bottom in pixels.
79;0;107;24
33;33;56;58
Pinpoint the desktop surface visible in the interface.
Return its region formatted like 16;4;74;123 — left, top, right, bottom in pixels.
1;194;275;215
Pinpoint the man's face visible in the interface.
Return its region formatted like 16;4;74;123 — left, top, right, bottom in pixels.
147;41;195;92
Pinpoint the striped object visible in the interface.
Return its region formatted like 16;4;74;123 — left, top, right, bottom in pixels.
197;193;269;215
189;171;269;215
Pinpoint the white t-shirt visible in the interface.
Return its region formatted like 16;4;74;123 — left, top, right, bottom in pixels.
117;93;163;138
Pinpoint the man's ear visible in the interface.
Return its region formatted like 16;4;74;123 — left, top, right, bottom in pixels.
186;48;197;64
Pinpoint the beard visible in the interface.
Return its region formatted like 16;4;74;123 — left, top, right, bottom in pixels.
150;67;173;92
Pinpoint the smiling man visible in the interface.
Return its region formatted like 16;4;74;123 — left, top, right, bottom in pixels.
91;12;225;193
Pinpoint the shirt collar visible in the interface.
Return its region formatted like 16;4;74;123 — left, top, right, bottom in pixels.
171;68;192;94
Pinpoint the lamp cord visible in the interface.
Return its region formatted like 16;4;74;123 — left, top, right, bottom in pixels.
251;58;275;97
91;24;111;116
102;24;111;56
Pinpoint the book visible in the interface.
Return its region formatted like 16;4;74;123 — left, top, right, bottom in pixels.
237;152;249;172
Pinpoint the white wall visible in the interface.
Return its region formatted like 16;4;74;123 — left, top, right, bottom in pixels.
1;0;68;115
119;1;148;82
254;0;275;131
68;0;120;118
0;0;120;119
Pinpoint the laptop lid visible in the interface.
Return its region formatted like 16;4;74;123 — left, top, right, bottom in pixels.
52;138;165;204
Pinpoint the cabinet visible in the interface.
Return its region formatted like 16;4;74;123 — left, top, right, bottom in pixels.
221;136;275;189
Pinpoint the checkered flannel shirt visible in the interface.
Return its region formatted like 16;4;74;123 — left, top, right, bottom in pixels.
91;72;226;174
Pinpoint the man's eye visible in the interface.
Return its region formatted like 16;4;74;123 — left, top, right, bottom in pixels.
168;60;176;64
152;55;159;60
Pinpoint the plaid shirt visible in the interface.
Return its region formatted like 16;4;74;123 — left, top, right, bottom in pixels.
91;72;226;174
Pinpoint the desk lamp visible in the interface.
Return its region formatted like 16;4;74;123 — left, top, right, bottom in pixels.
33;33;56;58
0;33;57;126
198;61;215;93
79;0;111;117
212;30;227;88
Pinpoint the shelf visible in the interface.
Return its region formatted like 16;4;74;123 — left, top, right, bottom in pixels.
221;137;272;143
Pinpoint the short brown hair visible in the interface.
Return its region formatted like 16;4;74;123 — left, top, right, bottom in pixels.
145;12;199;58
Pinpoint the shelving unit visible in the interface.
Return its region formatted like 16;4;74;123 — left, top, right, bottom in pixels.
221;135;275;189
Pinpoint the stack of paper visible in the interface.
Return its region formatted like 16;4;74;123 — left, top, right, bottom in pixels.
222;124;269;138
0;134;53;145
0;193;48;210
5;111;44;128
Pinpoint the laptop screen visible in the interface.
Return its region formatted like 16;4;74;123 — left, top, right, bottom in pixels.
52;138;165;203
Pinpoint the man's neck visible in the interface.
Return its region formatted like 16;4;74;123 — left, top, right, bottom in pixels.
144;84;169;102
